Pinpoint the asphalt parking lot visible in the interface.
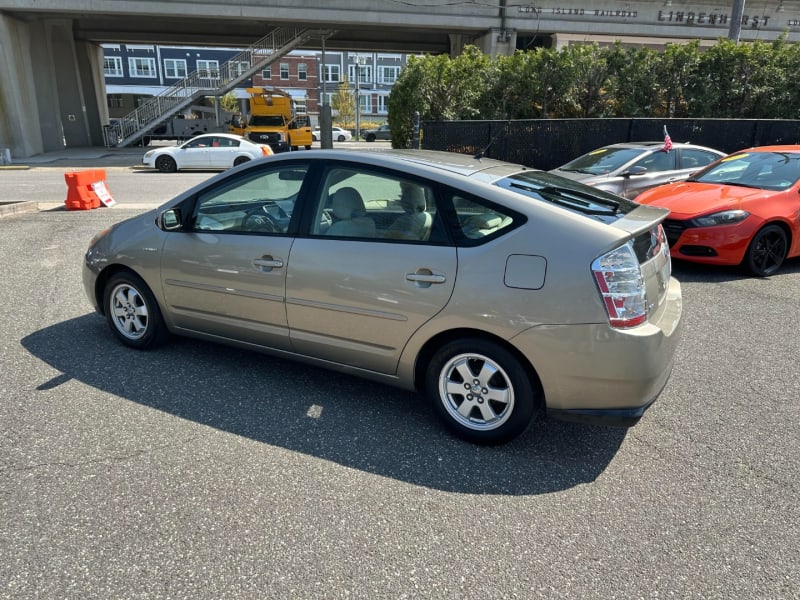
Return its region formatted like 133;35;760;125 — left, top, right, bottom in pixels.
1;151;799;599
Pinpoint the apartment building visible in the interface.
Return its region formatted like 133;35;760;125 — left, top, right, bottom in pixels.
102;44;413;123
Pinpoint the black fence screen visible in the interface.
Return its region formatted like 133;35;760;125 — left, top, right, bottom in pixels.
420;118;800;171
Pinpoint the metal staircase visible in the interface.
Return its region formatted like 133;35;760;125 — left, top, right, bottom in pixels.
108;27;333;147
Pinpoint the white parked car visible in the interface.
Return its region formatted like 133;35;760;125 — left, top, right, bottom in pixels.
142;133;272;173
312;127;352;142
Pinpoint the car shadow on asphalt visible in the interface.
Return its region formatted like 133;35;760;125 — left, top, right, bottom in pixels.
22;314;628;496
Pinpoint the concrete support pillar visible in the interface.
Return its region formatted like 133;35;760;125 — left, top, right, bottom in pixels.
0;14;43;157
43;19;94;149
475;28;517;57
0;14;106;157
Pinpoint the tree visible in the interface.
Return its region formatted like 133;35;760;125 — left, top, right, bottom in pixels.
219;92;239;114
656;41;701;117
606;44;662;117
331;77;355;128
561;44;613;117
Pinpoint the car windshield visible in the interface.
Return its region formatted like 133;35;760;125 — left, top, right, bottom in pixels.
249;115;285;127
558;147;647;175
691;151;800;191
495;171;637;222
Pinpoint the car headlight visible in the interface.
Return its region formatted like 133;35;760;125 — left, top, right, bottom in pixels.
143;150;155;158
690;210;750;227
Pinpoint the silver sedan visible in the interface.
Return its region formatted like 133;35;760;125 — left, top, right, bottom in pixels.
550;141;725;199
84;149;682;444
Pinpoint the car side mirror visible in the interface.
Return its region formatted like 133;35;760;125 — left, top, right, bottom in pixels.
160;208;183;231
622;166;647;177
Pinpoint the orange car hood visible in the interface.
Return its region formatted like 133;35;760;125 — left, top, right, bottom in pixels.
637;182;771;219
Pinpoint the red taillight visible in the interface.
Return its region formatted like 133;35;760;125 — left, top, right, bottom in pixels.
592;242;647;329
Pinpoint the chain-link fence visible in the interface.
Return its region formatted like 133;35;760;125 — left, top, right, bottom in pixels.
421;118;800;170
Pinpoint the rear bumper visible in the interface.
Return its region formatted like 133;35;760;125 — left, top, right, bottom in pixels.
511;277;682;424
546;390;660;427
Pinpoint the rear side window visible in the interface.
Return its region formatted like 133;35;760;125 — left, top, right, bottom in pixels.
445;190;519;245
633;150;676;172
680;148;720;170
308;166;446;243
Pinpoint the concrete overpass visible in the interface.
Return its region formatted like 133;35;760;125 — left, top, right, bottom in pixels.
1;0;799;158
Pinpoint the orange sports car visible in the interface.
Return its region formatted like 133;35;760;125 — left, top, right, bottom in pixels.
636;145;800;276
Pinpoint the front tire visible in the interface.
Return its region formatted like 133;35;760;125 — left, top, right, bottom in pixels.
103;272;169;350
366;133;376;142
744;224;788;277
337;134;346;142
155;155;177;173
426;338;538;445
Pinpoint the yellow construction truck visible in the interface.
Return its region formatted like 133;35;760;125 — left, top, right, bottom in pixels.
232;87;312;153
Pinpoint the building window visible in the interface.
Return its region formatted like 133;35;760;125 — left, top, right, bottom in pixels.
229;61;250;77
360;94;372;115
377;95;389;114
128;57;157;78
280;63;289;80
349;64;372;85
104;56;123;77
196;59;219;79
323;64;340;83
163;59;187;79
298;63;307;81
378;66;400;85
262;66;271;79
108;94;124;108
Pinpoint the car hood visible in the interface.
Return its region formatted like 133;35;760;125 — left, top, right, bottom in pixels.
636;182;773;218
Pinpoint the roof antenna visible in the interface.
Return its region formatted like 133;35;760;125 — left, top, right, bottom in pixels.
474;127;504;160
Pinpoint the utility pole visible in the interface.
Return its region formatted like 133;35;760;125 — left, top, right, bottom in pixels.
320;35;332;149
728;0;745;43
353;55;365;140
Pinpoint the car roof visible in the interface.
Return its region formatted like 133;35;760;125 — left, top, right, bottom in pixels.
191;132;246;140
732;145;800;153
259;148;530;181
602;141;721;152
362;149;530;179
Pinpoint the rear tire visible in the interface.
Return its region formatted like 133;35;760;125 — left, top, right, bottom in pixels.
103;272;169;350
233;156;250;167
426;338;538;445
744;224;788;277
366;133;376;142
155;155;177;173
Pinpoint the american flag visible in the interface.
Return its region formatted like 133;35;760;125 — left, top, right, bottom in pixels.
663;125;673;152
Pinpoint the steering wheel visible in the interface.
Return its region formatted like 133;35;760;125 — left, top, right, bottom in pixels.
243;206;278;233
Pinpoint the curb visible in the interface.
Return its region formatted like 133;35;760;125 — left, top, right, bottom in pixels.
0;201;39;218
0;165;31;171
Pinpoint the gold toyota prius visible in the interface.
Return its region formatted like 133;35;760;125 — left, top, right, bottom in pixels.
83;149;682;445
